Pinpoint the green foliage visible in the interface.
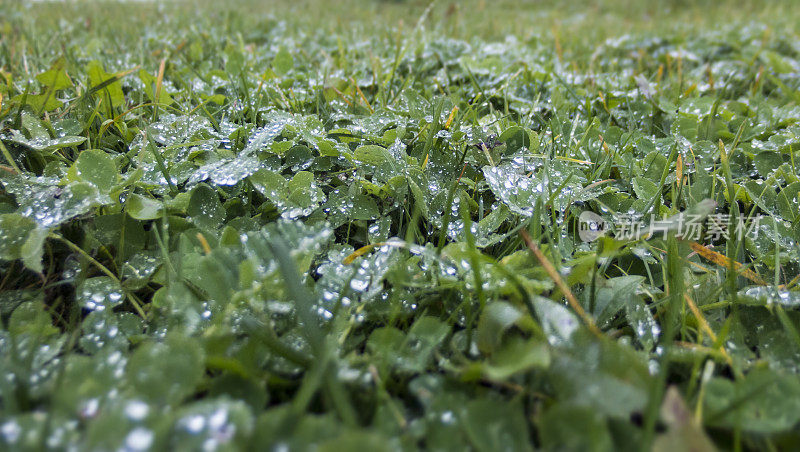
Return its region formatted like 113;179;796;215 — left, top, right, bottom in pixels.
1;0;800;449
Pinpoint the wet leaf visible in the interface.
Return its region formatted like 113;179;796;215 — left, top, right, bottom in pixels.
704;369;800;433
126;193;163;220
126;334;205;405
187;184;225;230
0;213;47;272
70;149;118;193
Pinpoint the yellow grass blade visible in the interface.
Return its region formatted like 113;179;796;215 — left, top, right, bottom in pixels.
444;106;458;129
196;233;212;255
687;241;767;285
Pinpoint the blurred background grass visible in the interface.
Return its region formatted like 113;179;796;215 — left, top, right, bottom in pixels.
6;0;799;44
2;0;798;85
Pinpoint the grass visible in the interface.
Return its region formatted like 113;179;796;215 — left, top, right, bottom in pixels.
1;0;800;450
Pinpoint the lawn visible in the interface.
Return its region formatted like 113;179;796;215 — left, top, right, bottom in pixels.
1;0;800;450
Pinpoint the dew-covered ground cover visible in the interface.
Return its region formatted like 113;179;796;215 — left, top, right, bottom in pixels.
1;0;800;449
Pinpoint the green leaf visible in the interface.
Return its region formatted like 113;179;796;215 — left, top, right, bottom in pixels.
483;162;583;215
169;399;254;449
10;93;62;112
249;169;287;199
35;58;73;90
8;299;59;337
9;129;85;151
368;327;406;371
0;213;47;272
3;176;112;227
704;369;800;433
126;333;205;404
126;193;163;220
632;176;659;201
777;181;800;221
86;60;125;108
459;398;533;451
547;331;654;418
368;316;450;373
499;125;536;153
70;149;118;193
21;111;49;138
20;227;47;273
594;275;645;327
405;316;450;371
482;337;550;380
76;276;125;312
187;184;225;230
350;194;379;220
353;145;393;166
477;301;522;353
753;151;784;178
538;404;614;451
671;114;699;140
287;171;317;206
624;293;659;351
532;296;580;345
138;69;174;105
